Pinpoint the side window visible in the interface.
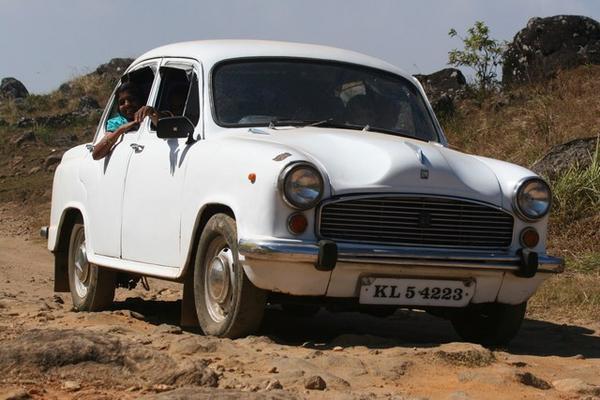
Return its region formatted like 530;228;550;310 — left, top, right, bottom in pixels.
152;65;200;130
106;66;156;122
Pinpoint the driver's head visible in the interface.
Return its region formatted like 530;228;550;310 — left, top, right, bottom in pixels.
116;82;143;121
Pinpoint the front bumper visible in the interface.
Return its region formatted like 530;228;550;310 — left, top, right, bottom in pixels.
238;239;564;274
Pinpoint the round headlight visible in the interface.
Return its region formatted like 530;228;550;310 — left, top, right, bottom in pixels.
279;163;324;209
514;178;551;220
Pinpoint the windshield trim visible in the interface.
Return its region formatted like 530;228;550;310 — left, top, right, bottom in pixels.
208;56;442;143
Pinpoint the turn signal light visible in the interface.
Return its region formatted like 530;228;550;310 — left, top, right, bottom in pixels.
520;228;540;248
287;213;308;235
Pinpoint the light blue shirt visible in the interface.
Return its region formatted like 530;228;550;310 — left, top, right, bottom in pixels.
106;114;128;132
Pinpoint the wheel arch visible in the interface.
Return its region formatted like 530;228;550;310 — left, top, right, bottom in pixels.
180;203;236;327
181;203;236;279
53;207;85;292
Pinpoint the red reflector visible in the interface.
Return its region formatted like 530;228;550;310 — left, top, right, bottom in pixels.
248;173;256;183
520;228;539;248
288;213;308;235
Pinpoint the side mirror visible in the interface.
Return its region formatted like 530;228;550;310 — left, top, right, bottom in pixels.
157;116;196;144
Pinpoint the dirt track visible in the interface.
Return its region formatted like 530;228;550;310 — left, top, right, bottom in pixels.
1;231;599;399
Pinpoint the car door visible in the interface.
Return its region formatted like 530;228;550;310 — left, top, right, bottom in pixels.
80;61;160;257
121;59;203;267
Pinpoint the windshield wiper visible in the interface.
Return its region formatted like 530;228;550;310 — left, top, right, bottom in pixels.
267;118;426;142
268;118;332;129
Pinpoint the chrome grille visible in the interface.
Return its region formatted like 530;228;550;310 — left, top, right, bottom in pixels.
318;196;514;249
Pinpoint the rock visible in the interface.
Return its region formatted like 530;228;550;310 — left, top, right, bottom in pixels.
61;381;81;392
434;343;496;367
16;117;34;129
154;324;182;335
332;346;343;352
170;337;218;355
130;311;145;320
94;58;134;84
1;389;31;400
304;375;326;390
78;96;100;111
52;295;64;305
139;387;295;399
449;392;470;400
514;372;552;390
265;379;283;390
531;136;599;178
414;68;466;117
0;78;29;99
10;131;36;146
44;152;63;170
552;378;600;395
504;15;600;84
58;83;72;93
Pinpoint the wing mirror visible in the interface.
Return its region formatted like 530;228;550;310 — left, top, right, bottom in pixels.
157;116;196;144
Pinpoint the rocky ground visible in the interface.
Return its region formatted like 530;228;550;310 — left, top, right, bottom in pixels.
0;204;599;400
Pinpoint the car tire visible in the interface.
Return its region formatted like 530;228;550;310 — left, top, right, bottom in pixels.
68;223;116;311
450;302;527;347
194;214;267;338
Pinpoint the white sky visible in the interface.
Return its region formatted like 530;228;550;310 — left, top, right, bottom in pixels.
1;0;599;94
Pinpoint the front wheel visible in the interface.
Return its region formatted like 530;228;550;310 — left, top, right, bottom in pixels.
194;214;267;338
451;302;527;347
67;223;115;311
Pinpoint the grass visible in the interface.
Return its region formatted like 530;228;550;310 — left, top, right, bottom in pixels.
549;141;600;224
529;270;600;321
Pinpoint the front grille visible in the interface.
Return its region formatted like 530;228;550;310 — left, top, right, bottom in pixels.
318;195;514;250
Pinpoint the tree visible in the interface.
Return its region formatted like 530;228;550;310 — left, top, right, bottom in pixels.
448;21;505;92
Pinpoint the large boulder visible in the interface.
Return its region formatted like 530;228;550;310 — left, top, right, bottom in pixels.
414;68;466;117
94;58;134;77
503;15;600;85
0;77;29;99
531;136;599;178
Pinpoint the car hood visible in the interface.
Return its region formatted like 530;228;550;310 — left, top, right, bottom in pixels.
244;127;517;208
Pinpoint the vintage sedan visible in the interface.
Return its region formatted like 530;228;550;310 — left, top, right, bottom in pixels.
44;40;563;345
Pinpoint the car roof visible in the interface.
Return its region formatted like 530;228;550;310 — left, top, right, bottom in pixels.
134;40;413;80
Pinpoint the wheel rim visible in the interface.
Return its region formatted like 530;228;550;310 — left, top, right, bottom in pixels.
73;231;91;298
204;239;235;323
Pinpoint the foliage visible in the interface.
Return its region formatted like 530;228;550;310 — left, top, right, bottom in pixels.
448;21;505;93
550;139;600;223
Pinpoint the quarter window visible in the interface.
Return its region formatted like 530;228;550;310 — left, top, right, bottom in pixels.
152;65;200;129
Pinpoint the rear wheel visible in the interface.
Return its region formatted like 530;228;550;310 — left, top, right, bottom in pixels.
67;223;115;311
194;214;267;338
451;302;527;347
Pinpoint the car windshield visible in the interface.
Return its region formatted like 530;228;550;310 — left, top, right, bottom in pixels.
212;59;439;142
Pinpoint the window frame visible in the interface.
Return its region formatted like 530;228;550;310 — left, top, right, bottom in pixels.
147;57;204;140
93;59;161;143
209;57;442;143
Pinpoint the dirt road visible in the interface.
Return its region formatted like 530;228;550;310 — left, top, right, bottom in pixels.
1;231;599;400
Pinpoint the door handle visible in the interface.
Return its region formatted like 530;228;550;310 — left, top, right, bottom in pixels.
130;143;145;153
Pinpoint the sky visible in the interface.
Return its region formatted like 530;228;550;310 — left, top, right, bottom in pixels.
2;0;599;94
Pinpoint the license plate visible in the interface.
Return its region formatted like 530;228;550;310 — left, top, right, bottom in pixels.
359;277;474;307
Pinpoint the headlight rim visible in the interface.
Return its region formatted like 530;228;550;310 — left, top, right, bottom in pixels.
278;161;324;210
513;176;552;221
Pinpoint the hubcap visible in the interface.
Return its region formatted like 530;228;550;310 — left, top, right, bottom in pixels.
204;243;235;323
73;233;91;298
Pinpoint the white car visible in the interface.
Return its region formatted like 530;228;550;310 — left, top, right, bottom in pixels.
44;40;563;345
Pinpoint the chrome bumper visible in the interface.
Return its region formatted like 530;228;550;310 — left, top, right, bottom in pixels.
238;239;564;274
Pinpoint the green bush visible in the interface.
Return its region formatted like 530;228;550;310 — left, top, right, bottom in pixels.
550;140;600;223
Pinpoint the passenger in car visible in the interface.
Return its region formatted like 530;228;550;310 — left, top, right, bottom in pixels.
92;83;162;160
